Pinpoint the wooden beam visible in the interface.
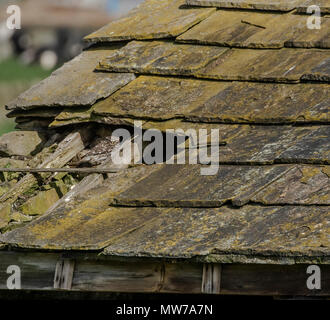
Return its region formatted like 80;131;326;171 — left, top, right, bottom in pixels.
0;251;329;296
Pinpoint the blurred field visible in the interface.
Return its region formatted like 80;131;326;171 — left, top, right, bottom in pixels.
0;58;52;135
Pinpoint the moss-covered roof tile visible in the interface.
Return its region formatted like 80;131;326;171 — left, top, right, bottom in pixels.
104;205;329;259
93;76;329;123
98;40;228;76
6;47;136;111
186;0;303;11
0;0;328;264
196;48;330;82
114;164;293;207
253;165;330;204
85;0;215;43
177;10;330;48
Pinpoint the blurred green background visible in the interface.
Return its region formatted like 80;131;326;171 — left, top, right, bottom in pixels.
0;58;52;135
0;0;143;136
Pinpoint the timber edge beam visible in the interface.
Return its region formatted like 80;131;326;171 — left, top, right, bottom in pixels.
0;251;329;296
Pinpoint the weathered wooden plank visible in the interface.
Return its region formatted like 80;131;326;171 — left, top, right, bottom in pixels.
161;263;202;294
0;251;60;291
54;259;75;290
72;260;163;293
221;264;330;296
202;264;222;294
40;135;142;218
0;131;87;206
0;131;89;230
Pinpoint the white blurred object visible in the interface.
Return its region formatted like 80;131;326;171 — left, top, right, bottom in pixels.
0;22;14;41
39;50;58;70
0;22;14;61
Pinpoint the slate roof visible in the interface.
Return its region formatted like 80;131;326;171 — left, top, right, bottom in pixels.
0;0;329;265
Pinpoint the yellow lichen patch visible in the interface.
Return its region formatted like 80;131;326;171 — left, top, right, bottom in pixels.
322;166;330;178
300;166;323;184
1;206;166;251
115;164;293;207
85;0;215;43
94;76;329;124
253;166;330;205
54;107;93;121
11;212;32;223
97;40;228;76
93;76;230;120
177;10;280;48
245;12;330;48
179;10;330;48
0;205;11;230
104;205;329;258
19;189;61;216
196;48;330;82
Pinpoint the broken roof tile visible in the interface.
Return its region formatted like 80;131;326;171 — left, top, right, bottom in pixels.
85;0;215;43
0;164;165;249
177;10;279;47
186;0;303;11
248;13;330;49
97;40;228;76
253;165;330;204
0;131;46;157
6;47;136;111
177;10;330;48
114;164;293;207
104;205;329;258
